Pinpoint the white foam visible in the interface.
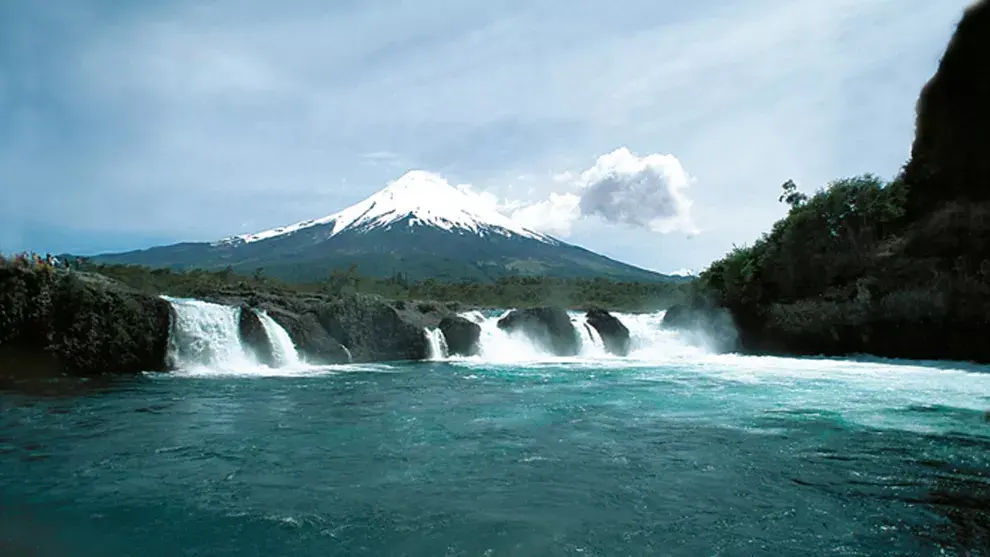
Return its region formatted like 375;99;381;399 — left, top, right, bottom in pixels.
256;310;303;367
426;328;449;361
164;297;261;373
572;312;608;358
164;296;329;378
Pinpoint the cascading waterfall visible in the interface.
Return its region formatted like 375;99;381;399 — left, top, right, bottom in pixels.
571;313;607;357
163;296;314;374
164;294;704;371
426;328;449;360
461;311;487;324
256;310;303;367
163;297;260;371
615;311;707;360
472;310;548;362
422;309;704;363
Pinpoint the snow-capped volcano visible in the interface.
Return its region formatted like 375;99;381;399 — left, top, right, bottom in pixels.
227;171;554;245
97;171;671;283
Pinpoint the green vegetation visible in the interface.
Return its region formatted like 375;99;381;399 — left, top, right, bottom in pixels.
57;260;690;312
700;174;907;309
694;171;990;360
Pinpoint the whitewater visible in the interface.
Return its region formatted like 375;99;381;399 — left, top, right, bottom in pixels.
2;299;989;555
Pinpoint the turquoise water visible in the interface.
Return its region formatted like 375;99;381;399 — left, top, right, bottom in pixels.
2;355;990;556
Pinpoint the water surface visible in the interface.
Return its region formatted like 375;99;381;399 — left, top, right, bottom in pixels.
2;353;989;556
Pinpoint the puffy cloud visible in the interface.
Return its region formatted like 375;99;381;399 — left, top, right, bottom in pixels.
509;193;582;237
576;147;697;234
491;147;697;237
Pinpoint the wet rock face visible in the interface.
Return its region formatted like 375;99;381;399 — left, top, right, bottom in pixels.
262;307;351;365
310;295;429;363
238;307;276;367
585;309;631;356
439;316;481;357
497;307;579;357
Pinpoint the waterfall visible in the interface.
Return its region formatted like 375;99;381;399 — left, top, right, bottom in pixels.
470;310;552;362
461;310;487;324
436;309;703;364
614;311;707;360
163;294;702;371
256;310;302;367
572;313;607;357
164;297;260;371
426;328;449;360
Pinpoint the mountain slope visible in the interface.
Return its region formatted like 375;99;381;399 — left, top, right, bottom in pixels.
96;171;672;283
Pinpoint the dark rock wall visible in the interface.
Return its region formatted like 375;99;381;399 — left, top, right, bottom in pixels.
904;0;990;219
497;307;579;357
0;268;171;375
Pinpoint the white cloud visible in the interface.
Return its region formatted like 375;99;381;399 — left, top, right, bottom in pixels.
576;147;696;234
455;183;503;214
510;193;582;237
490;147;697;237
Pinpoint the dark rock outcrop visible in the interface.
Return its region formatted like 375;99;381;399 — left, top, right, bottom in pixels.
439;316;481;356
0;267;171;376
238;307;276;367
264;307;351;364
311;295;429;362
210;290;432;364
497;307;579;356
904;0;990;219
585;309;630;356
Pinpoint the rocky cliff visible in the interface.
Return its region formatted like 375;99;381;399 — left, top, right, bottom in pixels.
0;267;171;376
904;0;990;220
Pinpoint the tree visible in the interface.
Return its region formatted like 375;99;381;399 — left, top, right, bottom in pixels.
778;179;808;209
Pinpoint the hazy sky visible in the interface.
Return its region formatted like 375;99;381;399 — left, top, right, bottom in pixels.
0;0;971;273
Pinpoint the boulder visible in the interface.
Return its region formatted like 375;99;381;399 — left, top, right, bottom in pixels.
497;307;579;356
439;316;481;356
311;294;428;362
263;306;351;364
585;309;631;356
0;267;171;376
238;307;276;367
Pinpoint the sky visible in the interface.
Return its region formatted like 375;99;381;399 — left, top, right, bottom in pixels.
0;0;973;274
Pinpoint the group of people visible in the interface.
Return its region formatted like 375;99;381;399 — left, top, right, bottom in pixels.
1;252;79;271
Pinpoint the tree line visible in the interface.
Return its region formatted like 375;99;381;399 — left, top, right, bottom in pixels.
49;259;691;312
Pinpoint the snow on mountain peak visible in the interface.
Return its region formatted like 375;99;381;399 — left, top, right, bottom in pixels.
227;171;554;245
